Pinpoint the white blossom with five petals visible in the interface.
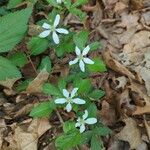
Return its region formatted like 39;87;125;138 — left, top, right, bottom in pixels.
75;110;97;133
54;88;86;112
39;14;69;44
69;45;94;72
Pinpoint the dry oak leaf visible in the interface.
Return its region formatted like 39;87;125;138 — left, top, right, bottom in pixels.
26;69;49;93
116;118;142;149
103;50;135;79
3;119;51;150
144;119;150;141
129;83;150;115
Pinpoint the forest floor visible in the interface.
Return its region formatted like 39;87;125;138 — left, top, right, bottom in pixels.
1;0;150;150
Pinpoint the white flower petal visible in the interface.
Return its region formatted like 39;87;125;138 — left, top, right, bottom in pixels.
66;103;72;112
75;46;81;56
83;110;88;120
71;88;78;98
63;89;69;98
54;14;60;27
72;98;86;104
83;58;94;64
79;60;85;72
75;122;80;127
82;45;90;56
56;0;62;3
55;98;67;104
80;124;86;133
42;23;51;29
85;118;97;125
39;30;50;38
56;28;69;34
69;58;79;65
52;31;59;44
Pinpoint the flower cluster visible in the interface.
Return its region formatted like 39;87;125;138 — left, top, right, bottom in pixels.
39;14;97;133
54;87;97;133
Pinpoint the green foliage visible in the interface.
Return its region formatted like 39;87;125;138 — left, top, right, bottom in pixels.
9;52;28;67
0;56;22;81
88;58;107;73
42;83;62;96
7;0;23;9
55;129;81;150
16;79;31;92
73;30;89;49
30;101;55;118
0;8;32;53
38;56;52;73
63;121;76;133
88;89;105;100
58;79;66;92
28;37;49;55
87;103;97;118
91;135;103;150
74;78;92;94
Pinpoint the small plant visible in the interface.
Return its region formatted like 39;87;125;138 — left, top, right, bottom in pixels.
0;0;111;150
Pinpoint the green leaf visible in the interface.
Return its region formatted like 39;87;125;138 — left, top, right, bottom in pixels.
9;52;28;67
55;129;81;150
91;135;103;150
69;7;86;21
7;0;23;9
38;56;51;73
74;79;92;94
80;131;92;144
55;34;75;57
63;121;76;133
0;8;32;53
42;83;62;96
88;89;105;100
16;79;31;92
92;126;111;136
30;101;55;118
73;30;88;49
72;0;88;7
88;58;107;73
87;103;97;118
89;42;101;51
28;37;49;55
58;79;66;92
0;56;22;81
46;0;61;8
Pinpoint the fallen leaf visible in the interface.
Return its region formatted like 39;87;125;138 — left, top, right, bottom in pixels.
26;69;49;93
115;76;127;89
116;118;142;149
144;119;150;141
103;50;135;79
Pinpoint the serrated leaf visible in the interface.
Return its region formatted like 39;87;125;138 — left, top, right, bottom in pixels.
74;78;92;94
28;37;49;55
42;83;62;96
0;8;32;52
87;103;97;118
73;30;88;49
89;42;101;51
55;129;81;150
63;121;76;133
88;89;105;100
38;56;52;73
0;56;22;81
91;135;103;150
88;58;107;73
93;126;111;136
7;0;23;9
9;52;28;67
58;79;66;92
80;131;92;144
72;0;88;7
30;101;55;118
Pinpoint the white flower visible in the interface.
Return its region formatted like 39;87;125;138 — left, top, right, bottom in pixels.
69;46;94;72
54;88;86;112
56;0;63;4
39;14;69;44
75;110;97;133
